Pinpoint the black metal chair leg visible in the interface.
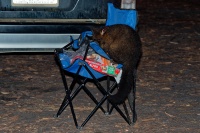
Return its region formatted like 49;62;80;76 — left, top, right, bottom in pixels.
132;98;137;123
56;95;69;117
80;95;108;128
57;75;79;127
56;83;83;117
122;102;131;123
67;91;79;128
128;68;137;123
128;89;137;123
106;76;110;114
82;86;106;114
112;104;131;125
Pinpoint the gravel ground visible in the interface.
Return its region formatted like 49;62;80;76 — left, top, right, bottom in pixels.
0;0;200;132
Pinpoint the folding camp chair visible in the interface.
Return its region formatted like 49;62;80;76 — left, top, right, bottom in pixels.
54;3;138;129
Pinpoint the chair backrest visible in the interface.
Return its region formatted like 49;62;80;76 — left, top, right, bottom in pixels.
106;3;138;30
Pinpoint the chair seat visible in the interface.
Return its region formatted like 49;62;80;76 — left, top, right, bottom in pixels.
60;54;106;79
59;40;122;79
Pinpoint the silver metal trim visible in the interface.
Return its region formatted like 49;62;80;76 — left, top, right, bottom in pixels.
0;19;106;24
0;33;80;53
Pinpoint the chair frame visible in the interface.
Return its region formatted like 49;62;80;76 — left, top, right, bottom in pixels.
54;37;134;129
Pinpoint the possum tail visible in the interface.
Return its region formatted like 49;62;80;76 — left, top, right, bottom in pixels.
108;65;135;105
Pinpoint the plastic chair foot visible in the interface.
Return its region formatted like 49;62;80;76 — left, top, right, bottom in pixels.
104;112;110;116
53;114;60;118
77;126;83;130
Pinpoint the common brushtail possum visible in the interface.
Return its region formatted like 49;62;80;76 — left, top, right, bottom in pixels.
92;24;142;105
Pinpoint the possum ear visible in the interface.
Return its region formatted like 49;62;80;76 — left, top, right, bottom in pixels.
100;27;108;35
91;26;108;36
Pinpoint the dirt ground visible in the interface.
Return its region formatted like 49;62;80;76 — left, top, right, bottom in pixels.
0;0;199;133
